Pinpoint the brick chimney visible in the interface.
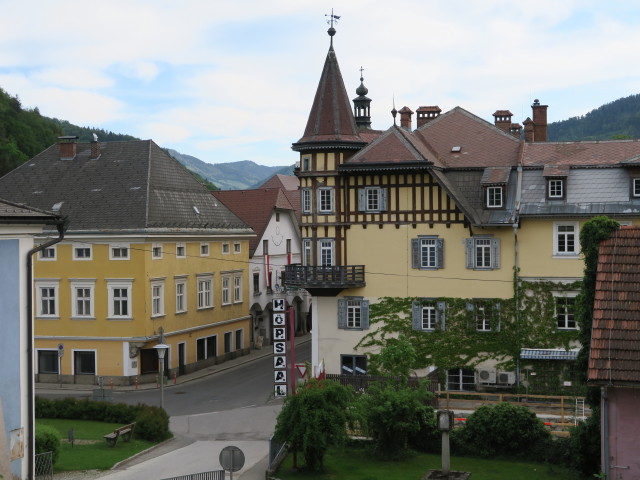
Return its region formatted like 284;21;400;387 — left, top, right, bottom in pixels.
416;106;441;128
531;99;548;142
90;133;101;159
523;118;534;143
399;106;414;131
58;136;78;160
509;123;522;138
493;110;513;133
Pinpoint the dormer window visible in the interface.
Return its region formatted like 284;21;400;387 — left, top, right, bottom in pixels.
548;179;564;199
486;186;503;208
632;178;640;198
480;167;509;209
543;165;569;200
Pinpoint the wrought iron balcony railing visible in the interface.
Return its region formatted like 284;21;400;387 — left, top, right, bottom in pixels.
284;264;365;295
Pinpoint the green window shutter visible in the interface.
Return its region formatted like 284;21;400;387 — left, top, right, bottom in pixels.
380;189;388;211
412;300;421;330
492;238;501;269
337;298;347;329
465;238;474;269
361;300;370;329
411;238;420;269
436;238;444;269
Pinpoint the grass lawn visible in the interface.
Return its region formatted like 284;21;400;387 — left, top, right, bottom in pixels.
37;418;159;472
275;444;583;480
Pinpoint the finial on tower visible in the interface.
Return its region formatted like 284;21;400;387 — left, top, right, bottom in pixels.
391;95;397;125
325;9;340;46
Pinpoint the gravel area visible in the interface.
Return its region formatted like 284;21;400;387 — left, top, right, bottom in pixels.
53;470;111;479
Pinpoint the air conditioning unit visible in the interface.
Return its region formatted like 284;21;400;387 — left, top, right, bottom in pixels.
498;371;516;385
477;369;496;384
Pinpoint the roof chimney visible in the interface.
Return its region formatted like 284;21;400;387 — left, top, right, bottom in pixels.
58;136;78;160
493;110;513;133
416;106;441;128
509;123;522;138
399;106;413;131
531;99;548;142
90;133;101;159
523;118;534;143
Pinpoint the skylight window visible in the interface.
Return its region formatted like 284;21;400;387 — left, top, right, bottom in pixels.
451;146;462;153
51;202;64;212
193;206;200;215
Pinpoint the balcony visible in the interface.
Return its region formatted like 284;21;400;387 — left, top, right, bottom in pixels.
284;264;365;296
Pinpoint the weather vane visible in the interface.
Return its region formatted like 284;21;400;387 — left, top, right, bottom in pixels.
325;9;340;28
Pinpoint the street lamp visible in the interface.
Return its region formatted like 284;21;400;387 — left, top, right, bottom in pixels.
153;343;168;409
437;410;455;476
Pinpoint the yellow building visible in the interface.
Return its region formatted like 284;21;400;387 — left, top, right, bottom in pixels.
285;26;640;392
0;138;254;385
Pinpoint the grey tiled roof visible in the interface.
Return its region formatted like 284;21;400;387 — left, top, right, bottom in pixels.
0;197;63;224
0;140;252;235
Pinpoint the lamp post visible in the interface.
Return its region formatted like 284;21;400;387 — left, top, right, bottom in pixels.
153;343;168;409
437;409;454;476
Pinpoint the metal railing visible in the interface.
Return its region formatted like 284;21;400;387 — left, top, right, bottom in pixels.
35;451;53;480
284;264;365;288
161;471;225;480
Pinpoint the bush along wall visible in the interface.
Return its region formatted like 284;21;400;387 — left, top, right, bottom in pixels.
356;272;582;394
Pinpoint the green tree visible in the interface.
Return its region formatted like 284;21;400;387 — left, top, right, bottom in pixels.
370;335;416;379
274;379;354;472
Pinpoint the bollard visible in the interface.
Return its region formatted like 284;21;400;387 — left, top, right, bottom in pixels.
135;376;139;390
173;372;177;384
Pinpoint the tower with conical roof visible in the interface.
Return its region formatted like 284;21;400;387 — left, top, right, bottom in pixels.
353;68;372;130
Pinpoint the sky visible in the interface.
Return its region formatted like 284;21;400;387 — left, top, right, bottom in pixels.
2;1;640;167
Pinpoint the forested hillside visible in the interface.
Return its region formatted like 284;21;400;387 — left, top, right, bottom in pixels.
548;93;640;141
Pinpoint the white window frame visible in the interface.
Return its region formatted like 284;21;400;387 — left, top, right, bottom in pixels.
176;242;186;258
301;188;312;214
486;186;503;208
234;242;241;254
107;280;133;319
221;274;231;305
319;239;334;266
72;349;97;376
553;222;579;257
233;274;242;303
302;239;312;266
109;244;130;260
39;246;56;261
175;278;187;313
337;297;370;330
358;187;387;213
197;274;214;309
73;243;92;260
548;178;564;199
151;280;165;317
412;236;444;270
317;187;334;214
200;243;210;256
555;293;578;330
222;243;230;254
422;305;437;330
71;279;95;319
632;178;640;198
35;280;59;318
152;243;163;259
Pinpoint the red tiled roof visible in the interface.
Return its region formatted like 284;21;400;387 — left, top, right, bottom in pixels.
212;188;295;254
588;226;640;386
345;126;434;166
523;140;640;167
259;174;299;192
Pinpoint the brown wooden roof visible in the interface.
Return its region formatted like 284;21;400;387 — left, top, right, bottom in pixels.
588;225;640;386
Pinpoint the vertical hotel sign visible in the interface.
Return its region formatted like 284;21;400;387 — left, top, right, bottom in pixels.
272;298;287;397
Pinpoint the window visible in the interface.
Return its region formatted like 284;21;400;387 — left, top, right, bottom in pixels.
222;275;231;305
556;295;577;330
465;237;500;270
224;332;232;353
548;179;564;199
338;297;369;330
411;236;444;269
176;243;186;258
152;243;163;259
554;222;578;256
253;273;260;296
302;156;311;171
36;281;59;318
318;187;334;213
302;239;312;266
319;239;334;266
107;280;132;319
200;243;210;256
71;280;95;318
234;242;241;254
175;279;187;313
233;274;242;303
341;355;367;375
39;246;56;260
38;350;59;374
486;186;503;208
151;280;164;317
447;368;476;391
276;212;280;222
196;335;217;361
358;187;387;212
412;300;445;331
468;301;501;332
235;329;243;350
632;178;640;198
73;350;96;375
286;239;291;255
110;244;130;260
222;243;230;254
73;244;92;260
197;275;213;309
301;188;312;214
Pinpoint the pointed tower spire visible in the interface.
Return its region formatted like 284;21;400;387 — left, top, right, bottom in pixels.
353;66;372;130
292;13;366;152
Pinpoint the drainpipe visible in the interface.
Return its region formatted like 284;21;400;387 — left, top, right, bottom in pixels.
26;221;66;480
601;387;609;476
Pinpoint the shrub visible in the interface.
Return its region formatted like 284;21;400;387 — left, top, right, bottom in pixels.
408;405;439;453
134;405;171;442
357;379;434;460
452;402;550;459
35;424;61;465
